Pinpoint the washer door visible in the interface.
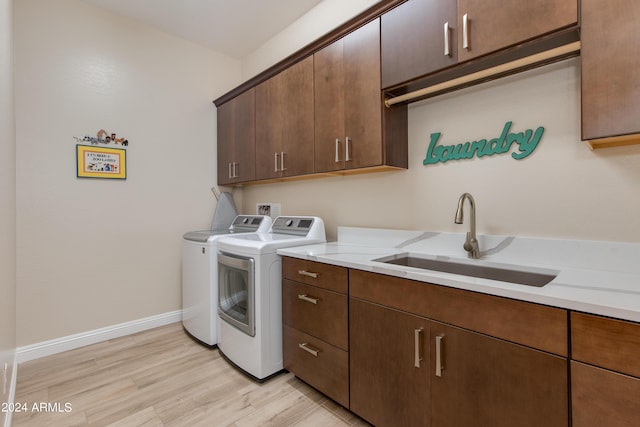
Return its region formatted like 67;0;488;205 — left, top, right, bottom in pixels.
218;252;255;337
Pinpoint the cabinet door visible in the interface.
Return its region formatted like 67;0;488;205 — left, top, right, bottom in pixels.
457;0;577;62
217;88;255;185
430;322;568;427
350;298;430;427
314;20;382;172
343;19;383;170
571;361;640;427
581;0;640;141
381;0;457;89
255;56;314;180
314;37;346;173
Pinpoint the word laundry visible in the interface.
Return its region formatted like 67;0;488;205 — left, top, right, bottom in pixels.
423;121;545;166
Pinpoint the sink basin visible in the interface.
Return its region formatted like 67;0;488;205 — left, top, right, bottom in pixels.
373;254;557;287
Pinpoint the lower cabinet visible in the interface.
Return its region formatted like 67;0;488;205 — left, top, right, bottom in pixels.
350;298;430;427
430;322;568;427
571;312;640;426
281;258;349;408
350;297;568;427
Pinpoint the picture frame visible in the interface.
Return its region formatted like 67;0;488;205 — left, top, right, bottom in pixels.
76;144;127;179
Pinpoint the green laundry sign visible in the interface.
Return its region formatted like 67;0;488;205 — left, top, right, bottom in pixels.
423;121;544;166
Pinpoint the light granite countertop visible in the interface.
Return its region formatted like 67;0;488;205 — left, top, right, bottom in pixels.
277;227;640;323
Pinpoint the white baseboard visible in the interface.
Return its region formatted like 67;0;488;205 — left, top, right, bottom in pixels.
16;310;183;363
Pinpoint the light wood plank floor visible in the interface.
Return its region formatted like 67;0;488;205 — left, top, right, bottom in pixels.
13;323;370;427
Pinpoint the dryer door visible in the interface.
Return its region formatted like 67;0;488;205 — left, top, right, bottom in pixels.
218;252;255;337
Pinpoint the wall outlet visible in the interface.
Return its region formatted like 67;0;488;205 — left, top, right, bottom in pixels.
256;203;281;219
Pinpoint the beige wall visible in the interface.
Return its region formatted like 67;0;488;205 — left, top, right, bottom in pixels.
240;21;640;243
14;0;241;346
0;0;16;418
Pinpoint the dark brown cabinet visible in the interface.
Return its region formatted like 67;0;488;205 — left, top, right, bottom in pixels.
456;0;577;63
255;56;314;180
216;88;255;185
571;312;640;425
430;322;568;427
349;298;430;427
581;0;640;147
381;0;577;90
315;19;407;173
349;269;568;427
381;0;457;89
281;258;349;408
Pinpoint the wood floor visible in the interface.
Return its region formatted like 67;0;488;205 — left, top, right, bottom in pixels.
12;323;370;426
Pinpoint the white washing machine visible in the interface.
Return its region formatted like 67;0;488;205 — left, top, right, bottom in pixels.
182;215;272;346
216;216;326;380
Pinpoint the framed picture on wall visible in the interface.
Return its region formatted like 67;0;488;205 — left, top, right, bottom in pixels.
76;145;127;179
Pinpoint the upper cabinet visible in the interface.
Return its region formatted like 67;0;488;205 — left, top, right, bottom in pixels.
581;0;640;148
315;19;407;173
217;88;255;185
456;0;577;62
255;56;315;180
381;0;457;89
381;0;578;90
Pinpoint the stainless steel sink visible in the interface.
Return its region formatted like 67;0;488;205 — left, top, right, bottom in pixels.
373;254;557;287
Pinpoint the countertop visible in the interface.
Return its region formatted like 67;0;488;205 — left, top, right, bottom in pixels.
277;227;640;323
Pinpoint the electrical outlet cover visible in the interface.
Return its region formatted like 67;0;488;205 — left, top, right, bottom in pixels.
256;203;281;219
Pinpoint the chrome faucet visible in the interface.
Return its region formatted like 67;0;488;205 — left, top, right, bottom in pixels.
454;193;480;259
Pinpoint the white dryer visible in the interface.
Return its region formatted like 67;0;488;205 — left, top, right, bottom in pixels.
182;215;271;346
216;216;326;380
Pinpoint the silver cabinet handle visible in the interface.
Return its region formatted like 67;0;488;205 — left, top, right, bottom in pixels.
444;22;451;57
462;14;470;50
299;342;319;357
345;137;351;162
234;162;239;178
335;138;340;162
228;162;233;179
435;334;445;377
280;151;286;171
274;152;280;172
297;294;319;304
298;270;318;279
414;327;423;368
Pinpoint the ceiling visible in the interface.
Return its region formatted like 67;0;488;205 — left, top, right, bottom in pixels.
82;0;324;58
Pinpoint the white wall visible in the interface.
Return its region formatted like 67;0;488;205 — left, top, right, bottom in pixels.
14;0;241;346
0;0;16;421
241;21;640;243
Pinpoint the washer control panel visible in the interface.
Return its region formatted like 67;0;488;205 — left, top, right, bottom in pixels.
272;216;315;236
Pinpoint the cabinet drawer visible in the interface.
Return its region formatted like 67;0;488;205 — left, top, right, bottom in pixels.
283;279;348;350
282;257;348;294
283;325;349;408
571;312;640;378
350;269;567;356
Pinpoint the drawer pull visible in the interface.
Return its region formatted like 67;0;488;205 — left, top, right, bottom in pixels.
414;327;424;368
435;334;445;377
443;22;451;57
297;294;319;304
299;342;319;357
462;14;470;50
298;270;318;279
